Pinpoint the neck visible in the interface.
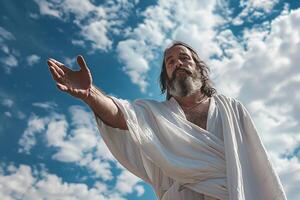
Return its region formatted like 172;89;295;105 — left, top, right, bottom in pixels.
173;90;206;108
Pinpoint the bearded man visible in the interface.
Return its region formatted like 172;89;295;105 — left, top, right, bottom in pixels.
47;41;286;200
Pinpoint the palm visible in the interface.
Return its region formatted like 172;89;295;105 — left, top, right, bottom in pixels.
47;55;92;100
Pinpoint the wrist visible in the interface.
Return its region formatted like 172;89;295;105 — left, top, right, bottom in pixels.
83;85;105;106
83;85;95;104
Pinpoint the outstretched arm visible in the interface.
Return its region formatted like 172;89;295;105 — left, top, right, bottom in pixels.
47;55;128;130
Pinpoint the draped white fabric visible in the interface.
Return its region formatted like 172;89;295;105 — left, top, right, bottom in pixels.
94;94;286;200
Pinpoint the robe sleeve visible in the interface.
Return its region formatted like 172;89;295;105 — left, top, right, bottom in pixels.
93;96;157;185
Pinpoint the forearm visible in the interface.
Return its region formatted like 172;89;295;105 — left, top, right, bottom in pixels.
83;85;128;130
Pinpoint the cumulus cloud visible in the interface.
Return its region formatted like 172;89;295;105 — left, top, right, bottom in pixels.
117;0;224;92
18;114;52;154
18;1;300;199
116;2;299;199
34;0;137;52
115;170;144;196
0;163;130;200
207;8;300;199
18;105;144;195
232;0;280;25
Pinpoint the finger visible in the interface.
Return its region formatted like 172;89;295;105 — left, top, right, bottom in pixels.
48;60;65;77
56;83;68;92
77;55;89;72
48;65;63;83
49;58;72;73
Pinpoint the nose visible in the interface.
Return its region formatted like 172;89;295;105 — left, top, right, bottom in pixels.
175;59;183;68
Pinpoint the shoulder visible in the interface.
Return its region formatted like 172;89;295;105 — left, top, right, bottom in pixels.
214;94;247;112
214;94;241;104
134;98;161;105
133;98;166;109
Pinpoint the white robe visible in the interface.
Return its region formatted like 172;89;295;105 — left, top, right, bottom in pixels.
94;94;286;200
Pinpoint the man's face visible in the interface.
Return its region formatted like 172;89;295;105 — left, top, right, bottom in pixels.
164;45;202;97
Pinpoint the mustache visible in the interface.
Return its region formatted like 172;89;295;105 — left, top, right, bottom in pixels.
171;67;193;79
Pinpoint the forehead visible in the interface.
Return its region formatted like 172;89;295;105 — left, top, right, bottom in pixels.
165;45;192;58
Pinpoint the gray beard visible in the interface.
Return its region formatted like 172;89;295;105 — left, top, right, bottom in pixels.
168;75;202;97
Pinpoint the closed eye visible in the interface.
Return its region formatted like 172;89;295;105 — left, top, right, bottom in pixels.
167;59;175;67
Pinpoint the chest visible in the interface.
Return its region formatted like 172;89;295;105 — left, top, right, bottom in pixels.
183;101;210;130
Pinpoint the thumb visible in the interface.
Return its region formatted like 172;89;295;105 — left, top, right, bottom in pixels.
77;55;90;72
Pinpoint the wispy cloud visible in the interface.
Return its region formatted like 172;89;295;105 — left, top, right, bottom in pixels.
26;54;41;66
0;55;18;74
0;26;19;74
32;101;57;110
0;26;15;41
1;98;14;107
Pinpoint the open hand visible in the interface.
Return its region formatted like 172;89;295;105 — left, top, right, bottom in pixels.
47;55;92;100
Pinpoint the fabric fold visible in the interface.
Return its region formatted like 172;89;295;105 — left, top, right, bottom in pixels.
94;94;286;200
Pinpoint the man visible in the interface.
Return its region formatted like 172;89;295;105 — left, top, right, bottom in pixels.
47;41;286;200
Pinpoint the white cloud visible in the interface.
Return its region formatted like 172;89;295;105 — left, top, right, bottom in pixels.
0;55;18;74
34;0;137;52
1;45;9;54
117;6;300;198
29;13;39;19
134;185;145;197
63;56;77;69
32;101;57;110
207;8;300;199
0;26;19;74
18;104;145;197
17;111;26;120
117;40;150;92
117;0;224;92
4;111;12;118
0;163;128;200
81;20;112;51
115;170;144;196
269;154;300;200
1;98;14;107
115;1;300;197
18;1;300;199
18;105;144;191
33;0;61;18
232;0;280;25
71;39;85;47
26;54;41;66
0;93;26;120
18;114;51;154
0;164;34;199
0;26;15;41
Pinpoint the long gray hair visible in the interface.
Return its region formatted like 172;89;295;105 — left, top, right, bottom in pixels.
159;41;217;100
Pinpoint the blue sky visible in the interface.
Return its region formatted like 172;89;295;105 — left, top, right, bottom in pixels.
1;0;300;199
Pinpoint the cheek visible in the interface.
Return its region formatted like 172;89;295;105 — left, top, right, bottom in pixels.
189;62;197;70
166;66;173;79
